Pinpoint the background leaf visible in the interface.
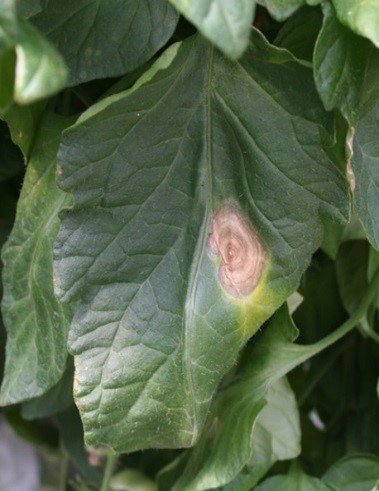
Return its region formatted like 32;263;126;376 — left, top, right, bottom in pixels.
54;31;348;453
26;0;179;86
314;3;379;251
255;462;333;491
322;454;379;491
331;0;379;48
0;114;74;405
0;0;67;104
274;5;323;62
169;0;256;59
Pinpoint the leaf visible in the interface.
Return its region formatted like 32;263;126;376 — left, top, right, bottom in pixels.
110;469;157;491
55;406;103;485
0;99;45;158
160;264;379;491
54;31;349;453
314;3;379;251
256;462;333;491
169;0;256;59
21;358;74;420
0;114;74;405
274;5;323;62
322;454;379;491
352;104;379;251
218;377;300;491
257;0;305;21
331;0;379;49
0;0;67;104
27;0;179;86
314;3;378;124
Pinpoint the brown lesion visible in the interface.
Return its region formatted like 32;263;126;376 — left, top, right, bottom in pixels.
208;202;266;298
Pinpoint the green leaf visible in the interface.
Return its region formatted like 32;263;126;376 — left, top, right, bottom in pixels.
314;3;379;251
274;5;323;62
219;377;300;491
27;0;179;86
352;104;379;251
1;100;45;158
0;114;74;405
169;0;256;59
322;454;379;491
257;0;305;21
161;266;379;491
332;0;379;48
256;462;333;491
55;406;103;485
54;31;348;453
314;3;378;124
21;358;74;420
0;0;67;104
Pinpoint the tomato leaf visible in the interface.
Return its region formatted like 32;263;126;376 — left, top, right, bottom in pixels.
54;32;348;452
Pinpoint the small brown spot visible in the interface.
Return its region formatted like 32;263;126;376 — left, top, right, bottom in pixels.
208;203;266;298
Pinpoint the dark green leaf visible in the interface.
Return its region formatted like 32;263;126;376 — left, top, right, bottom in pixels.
314;3;379;251
169;0;256;59
323;454;379;491
274;6;322;62
257;0;305;21
21;357;74;420
28;0;179;86
55;406;103;485
1;100;45;158
0;114;74;405
0;0;67;104
54;32;348;453
314;3;377;124
352;104;379;251
331;0;379;48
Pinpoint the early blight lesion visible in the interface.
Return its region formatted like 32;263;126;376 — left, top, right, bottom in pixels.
207;201;266;298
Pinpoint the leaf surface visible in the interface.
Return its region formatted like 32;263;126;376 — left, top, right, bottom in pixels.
322;454;379;491
169;0;256;59
332;0;379;48
54;32;348;453
0;0;67;104
256;463;333;491
314;3;379;251
0;114;74;405
28;0;179;86
214;377;300;491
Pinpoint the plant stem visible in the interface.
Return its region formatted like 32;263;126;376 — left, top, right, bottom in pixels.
100;450;118;491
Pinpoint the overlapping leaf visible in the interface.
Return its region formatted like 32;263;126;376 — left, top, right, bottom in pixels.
0;115;74;405
314;4;379;251
0;0;67;105
54;31;348;453
169;0;256;59
26;0;179;86
332;0;379;49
